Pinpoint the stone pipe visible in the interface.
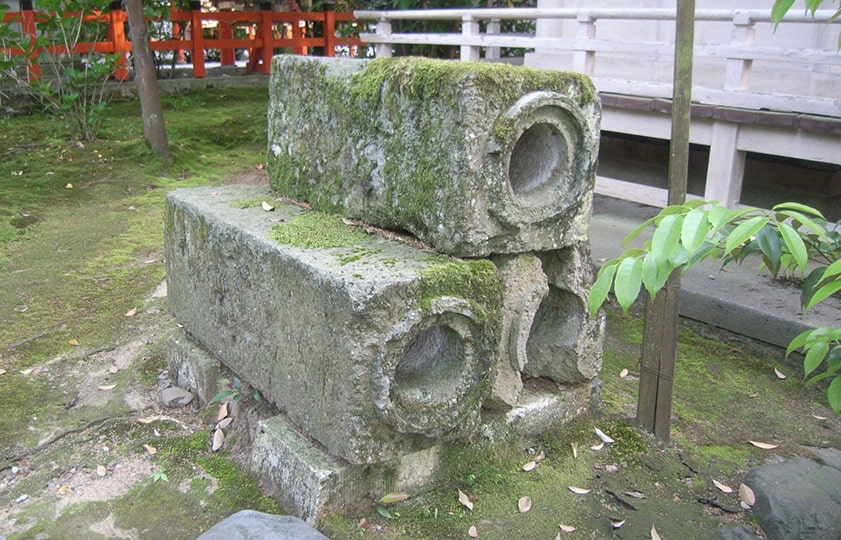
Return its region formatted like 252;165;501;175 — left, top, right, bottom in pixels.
267;56;601;258
164;185;501;465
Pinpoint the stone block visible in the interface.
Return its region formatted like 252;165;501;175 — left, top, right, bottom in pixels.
166;332;221;404
251;415;442;526
164;184;501;465
267;56;600;257
528;244;604;384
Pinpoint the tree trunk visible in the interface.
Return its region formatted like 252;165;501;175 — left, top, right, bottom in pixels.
124;0;172;165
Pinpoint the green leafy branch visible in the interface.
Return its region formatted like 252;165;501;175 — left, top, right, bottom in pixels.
589;201;841;413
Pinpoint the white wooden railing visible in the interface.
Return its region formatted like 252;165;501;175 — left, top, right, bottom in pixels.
353;8;841;209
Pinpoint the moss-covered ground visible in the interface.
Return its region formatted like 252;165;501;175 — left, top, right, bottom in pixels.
1;81;839;540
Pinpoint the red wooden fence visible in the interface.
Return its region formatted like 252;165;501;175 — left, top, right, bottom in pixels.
1;6;364;81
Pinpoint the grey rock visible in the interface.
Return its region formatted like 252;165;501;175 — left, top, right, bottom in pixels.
196;510;328;540
803;446;841;473
165;184;501;464
160;385;195;408
267;56;600;257
745;457;841;540
717;525;757;539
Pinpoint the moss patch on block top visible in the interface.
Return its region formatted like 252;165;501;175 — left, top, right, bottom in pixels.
267;56;601;257
269;212;370;249
350;57;596;108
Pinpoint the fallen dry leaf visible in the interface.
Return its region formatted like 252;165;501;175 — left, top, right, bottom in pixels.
559;523;576;533
568;486;591;495
212;428;225;451
605;464;620;473
518;496;532;513
739;483;755;507
378;492;409;504
610;518;625;529
748;440;778;449
68;339;79;346
108;366;118;374
625;491;645;499
570;443;578;459
357;517;370;530
124;307;137;317
595;427;615;444
620;368;629;378
96;465;106;477
217;401;229;421
0;369;6;375
535;450;545;463
97;383;117;391
712;479;733;493
522;460;537;472
56;485;69;494
261;201;274;211
143;444;157;455
216;417;233;430
19;368;34;376
591;442;604;451
651;525;662;540
65;183;73;189
774;367;787;379
812;413;828;421
468;525;478;538
458;489;474;511
137;416;157;424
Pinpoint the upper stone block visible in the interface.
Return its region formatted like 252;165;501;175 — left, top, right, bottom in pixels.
267;56;601;257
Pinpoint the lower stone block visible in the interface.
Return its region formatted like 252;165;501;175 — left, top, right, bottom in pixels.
166;332;221;404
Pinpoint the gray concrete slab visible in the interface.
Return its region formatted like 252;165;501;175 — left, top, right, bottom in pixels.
589;194;841;352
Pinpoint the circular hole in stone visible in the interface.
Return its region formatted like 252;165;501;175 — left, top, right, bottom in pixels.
524;286;584;383
395;325;465;403
507;122;568;202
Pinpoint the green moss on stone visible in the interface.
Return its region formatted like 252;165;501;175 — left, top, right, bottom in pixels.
417;259;502;320
270;212;369;249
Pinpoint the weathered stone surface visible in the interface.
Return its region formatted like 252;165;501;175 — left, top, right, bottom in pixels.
267;56;600;257
486;253;548;408
745;457;841;540
717;525;759;540
196;510;328;540
167;332;220;404
164;184;501;464
526;244;604;383
251;415;442;525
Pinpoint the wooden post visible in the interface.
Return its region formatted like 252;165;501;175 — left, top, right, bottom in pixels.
261;5;274;73
108;2;130;81
19;0;40;81
219;20;235;65
190;0;205;78
485;18;501;61
637;0;694;442
375;18;392;58
460;14;480;61
572;13;595;75
324;4;336;57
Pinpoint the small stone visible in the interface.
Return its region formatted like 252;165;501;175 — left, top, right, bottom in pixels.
160;386;195;408
14;494;28;503
196;510;329;540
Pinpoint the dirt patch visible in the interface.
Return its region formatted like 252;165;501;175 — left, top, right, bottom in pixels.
224;166;269;186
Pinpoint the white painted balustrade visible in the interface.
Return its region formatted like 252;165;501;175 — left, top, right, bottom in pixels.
354;7;841;209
